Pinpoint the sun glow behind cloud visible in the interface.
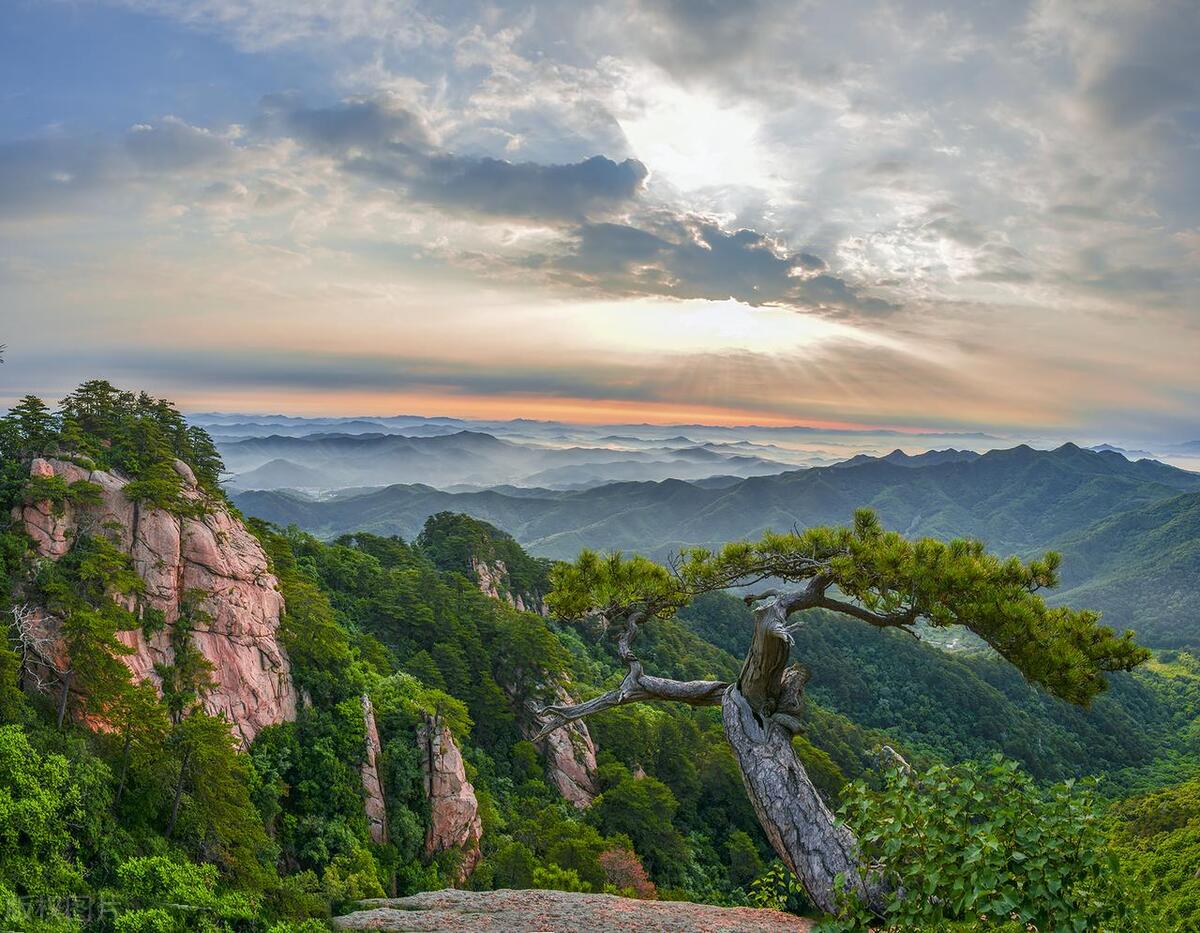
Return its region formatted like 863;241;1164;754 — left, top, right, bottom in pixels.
615;75;775;193
1;0;1198;442
564;297;877;355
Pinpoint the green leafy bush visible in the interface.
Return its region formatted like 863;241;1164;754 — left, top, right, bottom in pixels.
830;755;1136;932
109;855;256;932
0;726;87;898
748;860;806;912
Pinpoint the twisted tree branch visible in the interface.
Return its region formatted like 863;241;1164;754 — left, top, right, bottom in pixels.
533;607;728;740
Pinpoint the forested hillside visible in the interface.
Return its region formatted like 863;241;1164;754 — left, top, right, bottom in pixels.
5;383;1200;929
0;382;876;927
235;443;1200;562
237;443;1200;652
1052;492;1200;650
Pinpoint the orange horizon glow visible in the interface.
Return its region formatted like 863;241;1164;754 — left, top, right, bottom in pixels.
158;386;955;434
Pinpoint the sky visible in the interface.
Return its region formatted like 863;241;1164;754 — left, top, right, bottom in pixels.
1;0;1198;443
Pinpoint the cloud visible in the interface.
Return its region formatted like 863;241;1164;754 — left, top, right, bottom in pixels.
125;116;233;171
542;213;894;315
0;136;115;216
354;151;649;222
273;95;648;222
1;340;979;429
0;117;233;217
602;0;837;100
273;95;434;153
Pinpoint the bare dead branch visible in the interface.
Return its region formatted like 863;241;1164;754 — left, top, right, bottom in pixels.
532;674;728;740
9;603;70;692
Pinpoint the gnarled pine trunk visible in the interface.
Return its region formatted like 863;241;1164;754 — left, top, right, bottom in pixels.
721;599;886;916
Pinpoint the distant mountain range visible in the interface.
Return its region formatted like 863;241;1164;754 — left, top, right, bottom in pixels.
197;410;1200;489
833;448;982;469
197;411;1037;491
1088;443;1157;459
233;443;1200;647
219;430;822;491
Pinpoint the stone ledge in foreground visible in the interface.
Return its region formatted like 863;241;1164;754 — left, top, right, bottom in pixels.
333;888;814;932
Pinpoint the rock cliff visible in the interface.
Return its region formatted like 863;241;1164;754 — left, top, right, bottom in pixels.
468;561;599;808
418;714;482;880
521;686;599;808
360;694;388;846
14;457;296;744
470;556;547;615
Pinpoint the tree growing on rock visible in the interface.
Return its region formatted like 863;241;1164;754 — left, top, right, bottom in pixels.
536;509;1148;917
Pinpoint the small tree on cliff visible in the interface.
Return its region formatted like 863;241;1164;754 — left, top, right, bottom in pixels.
32;534;142;728
536;509;1148;916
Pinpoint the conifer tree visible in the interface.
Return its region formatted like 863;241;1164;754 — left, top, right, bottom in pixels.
539;509;1149;915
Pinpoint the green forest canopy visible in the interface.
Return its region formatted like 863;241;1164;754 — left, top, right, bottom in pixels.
1;381;1200;930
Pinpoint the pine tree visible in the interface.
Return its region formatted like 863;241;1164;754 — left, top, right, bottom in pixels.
540;509;1150;915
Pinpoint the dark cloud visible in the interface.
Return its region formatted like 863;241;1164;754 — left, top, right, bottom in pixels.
617;0;836;94
353;151;648;222
271;98;877;308
271;95;433;153
544;213;893;315
273;96;647;222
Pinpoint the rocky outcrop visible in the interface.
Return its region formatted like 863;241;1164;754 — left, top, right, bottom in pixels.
418;714;482;880
334;889;814;932
470;556;546;616
14;457;295;744
525;685;599;808
361;694;388;845
467;562;596;806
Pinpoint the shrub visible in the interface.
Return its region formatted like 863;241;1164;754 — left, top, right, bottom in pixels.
829;755;1137;932
598;847;657;899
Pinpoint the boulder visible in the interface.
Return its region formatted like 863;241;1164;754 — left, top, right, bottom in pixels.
333;889;814;932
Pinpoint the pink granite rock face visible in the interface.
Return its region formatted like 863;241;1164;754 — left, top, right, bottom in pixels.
503;682;598;808
470;557;547;616
418;716;482;881
14;458;296;745
361;694;389;845
467;564;596;806
524;686;599;808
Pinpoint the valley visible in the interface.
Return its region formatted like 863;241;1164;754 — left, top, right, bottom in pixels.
3;384;1200;930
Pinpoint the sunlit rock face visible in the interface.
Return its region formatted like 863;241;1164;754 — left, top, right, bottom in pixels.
418;715;483;881
470;556;548;616
466;561;597;806
14;457;296;744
